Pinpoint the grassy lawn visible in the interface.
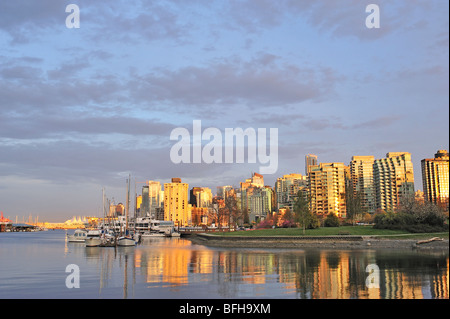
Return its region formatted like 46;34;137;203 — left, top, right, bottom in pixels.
216;226;449;239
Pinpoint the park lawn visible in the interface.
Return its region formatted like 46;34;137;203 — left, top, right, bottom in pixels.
218;226;449;239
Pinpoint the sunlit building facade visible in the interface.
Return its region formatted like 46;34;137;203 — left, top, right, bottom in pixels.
421;150;449;209
373;152;415;212
190;187;213;208
140;181;162;218
305;154;318;175
309;162;347;218
240;173;272;223
274;173;308;211
164;178;190;227
349;156;376;214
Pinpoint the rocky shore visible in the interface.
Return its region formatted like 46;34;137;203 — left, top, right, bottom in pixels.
188;233;449;250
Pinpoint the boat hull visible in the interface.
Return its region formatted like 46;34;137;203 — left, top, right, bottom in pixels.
141;232;165;238
85;237;102;247
67;237;86;242
117;237;136;246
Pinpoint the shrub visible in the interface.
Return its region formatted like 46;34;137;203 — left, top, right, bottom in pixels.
280;219;297;228
256;219;273;229
324;213;340;227
308;214;320;229
373;199;449;232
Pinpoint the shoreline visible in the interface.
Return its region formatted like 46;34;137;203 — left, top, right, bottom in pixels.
188;233;450;250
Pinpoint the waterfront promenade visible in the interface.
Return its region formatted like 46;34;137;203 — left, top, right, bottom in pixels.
190;232;449;250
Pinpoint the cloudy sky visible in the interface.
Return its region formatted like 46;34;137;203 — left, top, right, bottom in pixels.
0;0;448;222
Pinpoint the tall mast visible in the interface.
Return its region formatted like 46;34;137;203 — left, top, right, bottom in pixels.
125;175;130;233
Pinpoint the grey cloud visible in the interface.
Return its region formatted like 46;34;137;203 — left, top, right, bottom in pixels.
0;138;256;189
224;0;435;40
0;114;176;140
0;0;439;47
131;55;339;108
0;0;66;43
351;116;401;130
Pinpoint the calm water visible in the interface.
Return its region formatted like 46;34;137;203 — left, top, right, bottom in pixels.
0;230;448;299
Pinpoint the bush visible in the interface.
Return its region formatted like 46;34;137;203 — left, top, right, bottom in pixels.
373;199;449;232
280;219;297;228
308;214;320;229
324;213;340;227
256;219;273;229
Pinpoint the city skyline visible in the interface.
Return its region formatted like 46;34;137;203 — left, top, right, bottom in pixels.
0;1;448;221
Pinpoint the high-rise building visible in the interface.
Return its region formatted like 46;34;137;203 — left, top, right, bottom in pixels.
141;186;150;217
245;186;273;223
373;152;415;212
349;156;376;214
309;163;347;218
164;178;190;227
305;154;318;175
240;173;272;222
140;181;162;218
190;187;213;208
421;150;449;209
148;181;162;216
217;185;233;198
274;173;308;211
249;172;264;187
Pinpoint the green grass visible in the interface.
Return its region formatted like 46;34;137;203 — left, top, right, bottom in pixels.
216;226;449;239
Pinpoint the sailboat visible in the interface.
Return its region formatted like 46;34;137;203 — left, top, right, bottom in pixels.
117;175;136;247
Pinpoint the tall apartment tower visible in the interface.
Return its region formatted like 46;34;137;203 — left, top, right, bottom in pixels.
164;178;190;227
373;152;415;212
274;173;308;211
141;186;150;217
246;186;273;223
309;162;347;218
190;187;213;208
421;150;449;208
349;156;376;214
141;181;162;218
305;154;318;176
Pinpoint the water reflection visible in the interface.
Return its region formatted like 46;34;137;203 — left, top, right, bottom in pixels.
69;237;449;299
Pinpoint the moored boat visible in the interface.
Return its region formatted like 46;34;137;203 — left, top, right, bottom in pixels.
85;229;102;247
164;228;181;237
141;231;166;238
117;236;136;246
67;229;87;242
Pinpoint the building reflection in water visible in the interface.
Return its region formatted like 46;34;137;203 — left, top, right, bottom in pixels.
82;238;449;299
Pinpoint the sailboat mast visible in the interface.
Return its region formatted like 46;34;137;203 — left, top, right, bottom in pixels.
125;175;130;232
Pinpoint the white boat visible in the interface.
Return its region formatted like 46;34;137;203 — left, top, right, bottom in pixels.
164;228;181;237
169;231;181;237
67;229;87;242
141;231;166;238
117;236;136;246
85;229;102;247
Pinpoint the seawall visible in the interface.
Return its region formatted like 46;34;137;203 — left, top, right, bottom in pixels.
189;233;449;250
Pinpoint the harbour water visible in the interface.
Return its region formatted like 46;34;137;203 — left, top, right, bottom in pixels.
0;230;448;299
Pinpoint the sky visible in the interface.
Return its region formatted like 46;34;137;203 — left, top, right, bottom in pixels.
0;0;448;222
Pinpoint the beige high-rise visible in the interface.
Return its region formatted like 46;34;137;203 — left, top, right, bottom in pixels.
421;150;449;208
373;152;415;212
349;156;376;213
309;163;347;218
164;178;190;227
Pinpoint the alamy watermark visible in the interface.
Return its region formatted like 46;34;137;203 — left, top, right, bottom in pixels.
169;120;278;175
65;4;80;29
365;264;380;289
65;264;80;288
366;4;380;29
65;4;380;30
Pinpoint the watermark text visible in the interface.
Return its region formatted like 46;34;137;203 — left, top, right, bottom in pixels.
170;120;278;174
